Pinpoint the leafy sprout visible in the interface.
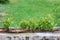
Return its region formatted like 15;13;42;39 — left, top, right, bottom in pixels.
20;20;29;29
38;14;56;30
4;15;13;30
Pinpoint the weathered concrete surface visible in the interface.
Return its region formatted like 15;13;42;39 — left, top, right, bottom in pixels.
0;32;60;36
0;33;60;40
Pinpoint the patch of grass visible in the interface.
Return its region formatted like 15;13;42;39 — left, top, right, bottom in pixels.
0;0;60;26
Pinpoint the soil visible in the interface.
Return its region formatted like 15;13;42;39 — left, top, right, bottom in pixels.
0;28;59;33
8;29;55;33
0;28;6;32
9;29;28;33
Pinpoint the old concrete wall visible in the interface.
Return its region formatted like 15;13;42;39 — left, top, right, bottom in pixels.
0;33;60;40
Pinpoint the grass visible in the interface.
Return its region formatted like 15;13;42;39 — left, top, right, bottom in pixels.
0;0;60;26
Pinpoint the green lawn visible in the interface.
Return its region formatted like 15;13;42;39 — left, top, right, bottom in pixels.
0;0;60;26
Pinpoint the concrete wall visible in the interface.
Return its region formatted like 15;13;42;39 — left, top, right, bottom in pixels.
0;33;60;40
